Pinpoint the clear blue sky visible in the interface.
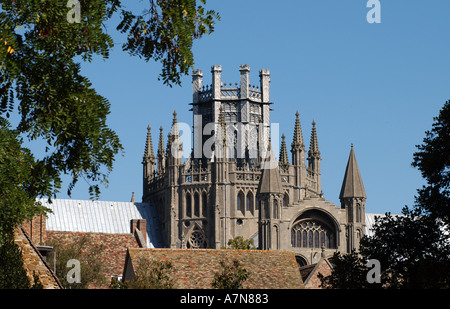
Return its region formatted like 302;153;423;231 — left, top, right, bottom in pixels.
50;1;449;215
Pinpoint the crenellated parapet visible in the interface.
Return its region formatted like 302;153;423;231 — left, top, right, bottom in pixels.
192;65;270;104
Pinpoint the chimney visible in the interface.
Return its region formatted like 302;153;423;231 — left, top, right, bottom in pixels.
130;219;147;248
22;214;46;246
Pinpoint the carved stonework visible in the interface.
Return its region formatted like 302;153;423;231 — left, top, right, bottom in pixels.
141;64;367;263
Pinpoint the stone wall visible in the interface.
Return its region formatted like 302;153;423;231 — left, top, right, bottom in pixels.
14;228;62;289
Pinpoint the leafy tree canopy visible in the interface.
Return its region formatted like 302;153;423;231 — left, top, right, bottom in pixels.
0;0;219;237
412;100;450;225
319;100;450;289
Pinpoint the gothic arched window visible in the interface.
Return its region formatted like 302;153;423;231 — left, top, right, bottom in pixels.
273;199;279;219
283;193;289;207
202;192;207;217
237;191;244;212
291;220;336;249
194;192;200;217
246;192;253;214
356;203;362;223
186;193;192;217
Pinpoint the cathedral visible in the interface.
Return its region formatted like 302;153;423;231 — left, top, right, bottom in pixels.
142;65;367;266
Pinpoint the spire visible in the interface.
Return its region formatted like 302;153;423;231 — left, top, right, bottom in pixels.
291;110;305;151
171;110;180;138
339;144;367;200
157;126;165;157
168;110;182;160
131;192;136;203
143;125;155;161
279;133;289;170
156;126;165;176
257;138;283;195
308;120;321;158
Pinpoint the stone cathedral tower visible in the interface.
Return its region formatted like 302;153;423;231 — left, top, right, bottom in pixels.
142;65;367;266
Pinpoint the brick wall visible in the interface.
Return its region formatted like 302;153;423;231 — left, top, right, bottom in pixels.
22;215;46;246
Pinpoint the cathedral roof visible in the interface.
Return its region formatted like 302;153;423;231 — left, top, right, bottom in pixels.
339;144;367;199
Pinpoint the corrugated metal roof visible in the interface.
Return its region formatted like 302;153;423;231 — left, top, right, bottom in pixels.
365;213;387;237
39;198;163;248
39;197;391;249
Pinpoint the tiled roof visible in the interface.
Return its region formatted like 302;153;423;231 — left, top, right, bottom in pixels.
39;198;163;248
124;248;304;289
46;230;139;288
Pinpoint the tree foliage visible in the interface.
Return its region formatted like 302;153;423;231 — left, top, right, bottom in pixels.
0;0;219;199
0;0;218;231
0;236;43;289
47;234;106;289
0;118;49;238
318;251;380;289
0;0;218;289
319;100;450;289
226;236;256;250
412;100;450;225
360;209;450;288
211;259;249;289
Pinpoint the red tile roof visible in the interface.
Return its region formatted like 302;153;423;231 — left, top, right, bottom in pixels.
124;248;304;289
46;231;141;288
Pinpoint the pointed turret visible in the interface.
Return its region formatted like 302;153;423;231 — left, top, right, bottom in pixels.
291;111;305;151
143;125;155;162
290;110;307;192
156;126;165;176
308;120;320;159
171;110;180;139
168;110;182;165
279;133;290;171
308;120;322;193
340;143;367;253
142;125;156;180
257;139;283;250
258;139;283;196
165;132;172;163
142;125;156;195
339;144;367;200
